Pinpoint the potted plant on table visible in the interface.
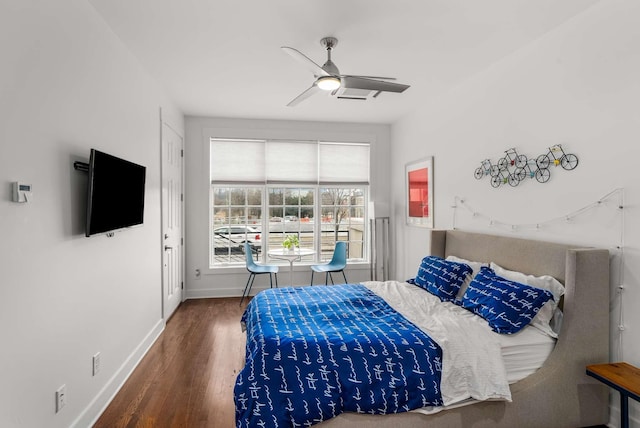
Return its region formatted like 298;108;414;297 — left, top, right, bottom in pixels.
282;234;299;253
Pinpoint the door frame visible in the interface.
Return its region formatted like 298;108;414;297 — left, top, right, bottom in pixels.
160;108;185;320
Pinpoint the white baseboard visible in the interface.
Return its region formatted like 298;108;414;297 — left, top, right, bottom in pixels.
607;400;640;428
70;319;165;428
185;286;270;299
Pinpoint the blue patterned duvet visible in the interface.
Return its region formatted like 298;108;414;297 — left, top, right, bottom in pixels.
234;284;443;427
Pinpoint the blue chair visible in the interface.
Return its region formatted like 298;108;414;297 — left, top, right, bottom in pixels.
310;241;348;285
240;242;278;305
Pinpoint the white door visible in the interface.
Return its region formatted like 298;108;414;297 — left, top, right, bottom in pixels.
161;119;184;320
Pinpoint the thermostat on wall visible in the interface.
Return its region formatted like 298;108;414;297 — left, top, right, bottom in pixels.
12;182;32;203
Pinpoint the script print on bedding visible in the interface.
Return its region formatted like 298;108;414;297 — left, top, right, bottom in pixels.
234;284;443;427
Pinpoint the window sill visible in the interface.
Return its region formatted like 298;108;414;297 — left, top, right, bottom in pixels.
205;260;371;276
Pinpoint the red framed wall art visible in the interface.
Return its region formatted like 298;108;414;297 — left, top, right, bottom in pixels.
405;157;433;228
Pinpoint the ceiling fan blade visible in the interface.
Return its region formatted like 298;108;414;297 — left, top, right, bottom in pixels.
286;85;321;107
342;74;397;81
342;76;410;93
281;46;329;77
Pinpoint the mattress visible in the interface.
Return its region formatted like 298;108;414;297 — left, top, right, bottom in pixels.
498;325;556;383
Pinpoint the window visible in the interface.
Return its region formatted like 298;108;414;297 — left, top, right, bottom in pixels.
210;139;369;267
319;187;366;262
266;187;316;264
211;186;263;264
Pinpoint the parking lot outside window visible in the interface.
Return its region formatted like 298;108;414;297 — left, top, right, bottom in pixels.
266;188;315;263
319;187;366;262
210;187;263;266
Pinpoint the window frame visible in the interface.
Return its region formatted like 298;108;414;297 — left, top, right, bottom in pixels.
209;183;369;268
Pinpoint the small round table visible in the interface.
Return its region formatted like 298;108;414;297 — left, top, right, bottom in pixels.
268;248;315;286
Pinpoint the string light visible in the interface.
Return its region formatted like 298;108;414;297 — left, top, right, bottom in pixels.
452;188;626;360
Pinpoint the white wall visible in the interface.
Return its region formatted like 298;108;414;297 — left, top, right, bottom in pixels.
4;0;636;426
0;1;183;427
390;0;640;426
184;117;390;298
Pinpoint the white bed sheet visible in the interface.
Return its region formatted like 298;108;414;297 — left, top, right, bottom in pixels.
362;280;555;413
498;325;556;383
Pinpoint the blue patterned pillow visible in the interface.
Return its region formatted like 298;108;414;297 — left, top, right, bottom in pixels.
414;256;473;302
460;266;554;334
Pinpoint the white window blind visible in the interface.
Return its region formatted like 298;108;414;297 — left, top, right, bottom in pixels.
319;142;369;184
265;141;318;183
210;139;265;183
210;138;369;184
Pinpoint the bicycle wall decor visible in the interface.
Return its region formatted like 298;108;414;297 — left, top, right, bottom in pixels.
474;145;578;188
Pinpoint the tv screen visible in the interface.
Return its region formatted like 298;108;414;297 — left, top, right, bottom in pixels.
86;149;146;237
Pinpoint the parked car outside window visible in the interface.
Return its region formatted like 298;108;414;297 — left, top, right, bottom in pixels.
213;226;261;253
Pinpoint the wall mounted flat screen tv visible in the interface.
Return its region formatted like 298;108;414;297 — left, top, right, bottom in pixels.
86;149;146;237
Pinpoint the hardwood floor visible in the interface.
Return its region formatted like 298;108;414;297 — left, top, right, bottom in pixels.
94;298;248;428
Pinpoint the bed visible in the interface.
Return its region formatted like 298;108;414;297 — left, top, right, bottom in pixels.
235;229;610;428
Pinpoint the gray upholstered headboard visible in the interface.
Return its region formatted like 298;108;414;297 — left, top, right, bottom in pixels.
430;229;575;283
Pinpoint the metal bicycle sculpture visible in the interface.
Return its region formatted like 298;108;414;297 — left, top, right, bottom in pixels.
474;158;500;180
499;147;527;170
515;158;550;184
536;144;579;171
474;145;578;188
491;165;520;188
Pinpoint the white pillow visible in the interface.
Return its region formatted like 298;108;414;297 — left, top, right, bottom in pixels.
446;255;487;300
490;262;565;338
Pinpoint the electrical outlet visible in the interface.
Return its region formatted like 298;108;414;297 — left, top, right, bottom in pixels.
55;384;66;413
92;352;101;376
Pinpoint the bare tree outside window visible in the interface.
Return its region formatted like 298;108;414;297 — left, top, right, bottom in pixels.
319;187;365;261
321;188;350;240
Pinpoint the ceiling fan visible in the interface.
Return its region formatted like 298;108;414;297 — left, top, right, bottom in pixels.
281;37;410;107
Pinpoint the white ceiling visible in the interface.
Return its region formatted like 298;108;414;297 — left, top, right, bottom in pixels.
89;0;600;124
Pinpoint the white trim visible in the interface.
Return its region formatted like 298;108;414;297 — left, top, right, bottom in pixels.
71;319;165;428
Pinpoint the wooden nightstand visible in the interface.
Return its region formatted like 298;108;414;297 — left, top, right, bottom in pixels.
586;362;640;428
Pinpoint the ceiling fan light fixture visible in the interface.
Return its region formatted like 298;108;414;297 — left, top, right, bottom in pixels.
316;76;341;91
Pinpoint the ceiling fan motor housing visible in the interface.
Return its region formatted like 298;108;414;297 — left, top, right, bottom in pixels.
320;37;340;75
